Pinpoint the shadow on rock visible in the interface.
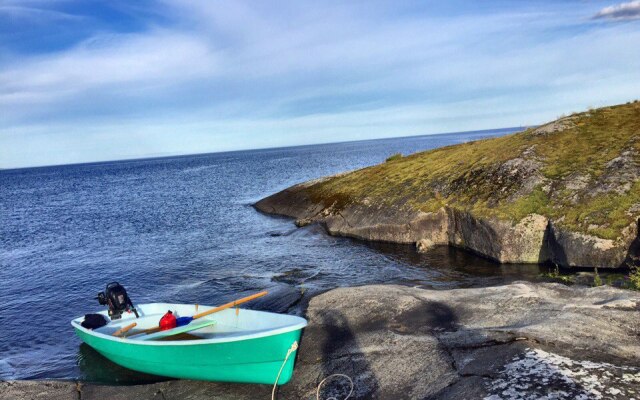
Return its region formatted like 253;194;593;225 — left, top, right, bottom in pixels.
390;299;459;334
623;219;640;268
318;310;379;399
290;297;465;399
541;220;567;266
292;285;635;399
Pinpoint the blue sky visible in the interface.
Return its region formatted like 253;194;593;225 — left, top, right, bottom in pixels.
1;0;640;168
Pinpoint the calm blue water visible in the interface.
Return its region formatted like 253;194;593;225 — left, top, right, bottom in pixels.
0;128;545;383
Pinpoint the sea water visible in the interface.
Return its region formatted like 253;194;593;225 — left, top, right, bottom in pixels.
0;128;544;382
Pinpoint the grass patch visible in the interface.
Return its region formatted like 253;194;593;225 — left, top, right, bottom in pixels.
559;181;640;240
626;268;640;291
540;266;574;285
301;101;640;239
500;186;551;221
593;267;603;287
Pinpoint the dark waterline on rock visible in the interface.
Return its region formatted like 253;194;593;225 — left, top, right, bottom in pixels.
2;128;552;383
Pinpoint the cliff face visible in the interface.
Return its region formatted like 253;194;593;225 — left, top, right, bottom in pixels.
256;102;640;268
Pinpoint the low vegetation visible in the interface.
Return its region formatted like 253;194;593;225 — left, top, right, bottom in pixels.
627;268;640;291
386;153;403;162
541;266;574;285
306;101;640;241
593;268;603;287
540;266;640;290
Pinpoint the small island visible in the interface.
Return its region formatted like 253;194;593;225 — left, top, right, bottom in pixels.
256;101;640;269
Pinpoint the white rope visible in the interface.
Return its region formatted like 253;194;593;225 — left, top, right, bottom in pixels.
271;340;299;400
270;341;354;400
316;374;354;400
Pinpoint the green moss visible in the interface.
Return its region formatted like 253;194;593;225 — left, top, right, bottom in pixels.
500;186;551;221
386;153;403;162
303;102;640;239
559;181;640;240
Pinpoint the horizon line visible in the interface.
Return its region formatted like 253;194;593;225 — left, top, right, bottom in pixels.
0;125;527;172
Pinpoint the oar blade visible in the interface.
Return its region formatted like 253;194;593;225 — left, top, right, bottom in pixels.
176;316;194;327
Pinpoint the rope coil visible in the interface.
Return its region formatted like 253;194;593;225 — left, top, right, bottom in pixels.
315;374;354;400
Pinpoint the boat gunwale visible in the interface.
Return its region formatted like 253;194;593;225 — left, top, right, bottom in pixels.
71;304;307;346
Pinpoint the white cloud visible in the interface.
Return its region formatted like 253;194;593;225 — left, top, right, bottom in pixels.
0;0;81;22
593;1;640;20
1;1;640;168
0;30;218;105
0;6;80;21
3;69;638;169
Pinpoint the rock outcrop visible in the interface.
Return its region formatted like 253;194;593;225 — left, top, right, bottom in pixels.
256;102;640;268
4;282;640;399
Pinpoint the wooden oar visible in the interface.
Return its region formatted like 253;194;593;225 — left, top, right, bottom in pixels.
129;291;268;337
112;322;137;337
192;291;268;320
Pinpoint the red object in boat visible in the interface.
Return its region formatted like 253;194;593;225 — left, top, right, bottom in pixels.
159;311;177;331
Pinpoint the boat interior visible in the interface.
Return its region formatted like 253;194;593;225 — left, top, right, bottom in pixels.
72;303;307;342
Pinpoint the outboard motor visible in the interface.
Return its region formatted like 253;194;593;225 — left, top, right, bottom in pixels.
96;282;139;320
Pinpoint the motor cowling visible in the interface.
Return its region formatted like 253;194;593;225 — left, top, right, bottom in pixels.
96;282;139;320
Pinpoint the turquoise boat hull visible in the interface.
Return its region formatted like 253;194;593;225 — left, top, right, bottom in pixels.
72;303;306;385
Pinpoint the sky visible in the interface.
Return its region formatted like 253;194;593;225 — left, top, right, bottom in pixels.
1;0;640;169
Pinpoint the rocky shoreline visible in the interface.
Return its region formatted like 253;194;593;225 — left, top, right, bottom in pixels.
3;282;640;399
255;184;639;269
255;103;640;269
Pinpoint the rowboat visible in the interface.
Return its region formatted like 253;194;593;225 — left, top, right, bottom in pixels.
71;302;307;385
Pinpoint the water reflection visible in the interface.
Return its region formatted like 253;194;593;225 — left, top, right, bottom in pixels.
77;343;169;385
367;242;546;288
